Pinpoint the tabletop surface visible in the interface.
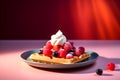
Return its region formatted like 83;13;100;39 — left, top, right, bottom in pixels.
0;40;120;80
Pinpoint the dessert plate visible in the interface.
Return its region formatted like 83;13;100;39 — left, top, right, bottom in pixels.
21;49;99;69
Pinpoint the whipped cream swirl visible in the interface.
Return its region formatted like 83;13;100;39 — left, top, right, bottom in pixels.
50;30;66;46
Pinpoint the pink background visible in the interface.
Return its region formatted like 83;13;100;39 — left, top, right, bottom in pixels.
0;40;120;80
1;0;120;40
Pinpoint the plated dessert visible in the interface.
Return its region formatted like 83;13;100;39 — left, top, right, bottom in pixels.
29;30;90;64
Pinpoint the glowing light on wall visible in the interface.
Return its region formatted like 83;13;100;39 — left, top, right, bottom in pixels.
1;0;119;40
69;0;120;39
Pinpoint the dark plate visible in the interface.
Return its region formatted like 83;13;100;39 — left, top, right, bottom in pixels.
21;49;99;69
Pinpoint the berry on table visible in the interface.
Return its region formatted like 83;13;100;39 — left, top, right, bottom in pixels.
107;62;115;71
96;69;103;75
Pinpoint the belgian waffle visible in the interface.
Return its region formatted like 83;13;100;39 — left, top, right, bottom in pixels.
29;52;90;64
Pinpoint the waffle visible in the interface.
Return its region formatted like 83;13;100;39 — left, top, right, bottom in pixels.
29;52;90;64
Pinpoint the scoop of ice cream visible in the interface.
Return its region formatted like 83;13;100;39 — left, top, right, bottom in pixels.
50;30;66;46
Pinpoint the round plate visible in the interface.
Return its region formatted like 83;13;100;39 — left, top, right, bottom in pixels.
21;49;99;69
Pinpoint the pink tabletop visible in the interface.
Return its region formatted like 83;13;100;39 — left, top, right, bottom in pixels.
0;40;120;80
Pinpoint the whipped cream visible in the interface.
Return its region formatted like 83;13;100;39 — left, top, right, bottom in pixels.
50;30;66;46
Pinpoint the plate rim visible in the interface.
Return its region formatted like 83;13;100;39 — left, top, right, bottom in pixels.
21;49;99;69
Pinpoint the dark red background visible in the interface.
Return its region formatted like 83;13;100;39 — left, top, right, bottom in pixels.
0;0;120;40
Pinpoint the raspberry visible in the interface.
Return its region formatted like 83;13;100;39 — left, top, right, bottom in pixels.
63;42;72;52
53;45;61;51
66;53;73;59
43;46;47;50
72;47;76;51
107;62;115;71
78;47;85;54
75;49;82;56
45;41;53;49
96;69;103;75
70;42;74;47
43;48;52;57
59;49;67;58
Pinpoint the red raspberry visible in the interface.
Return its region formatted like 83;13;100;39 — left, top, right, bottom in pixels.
72;46;76;51
45;41;53;49
59;49;67;58
70;42;74;47
43;46;47;50
75;49;82;56
66;54;73;59
43;48;52;57
107;62;115;71
63;42;72;52
53;45;61;51
78;47;85;54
